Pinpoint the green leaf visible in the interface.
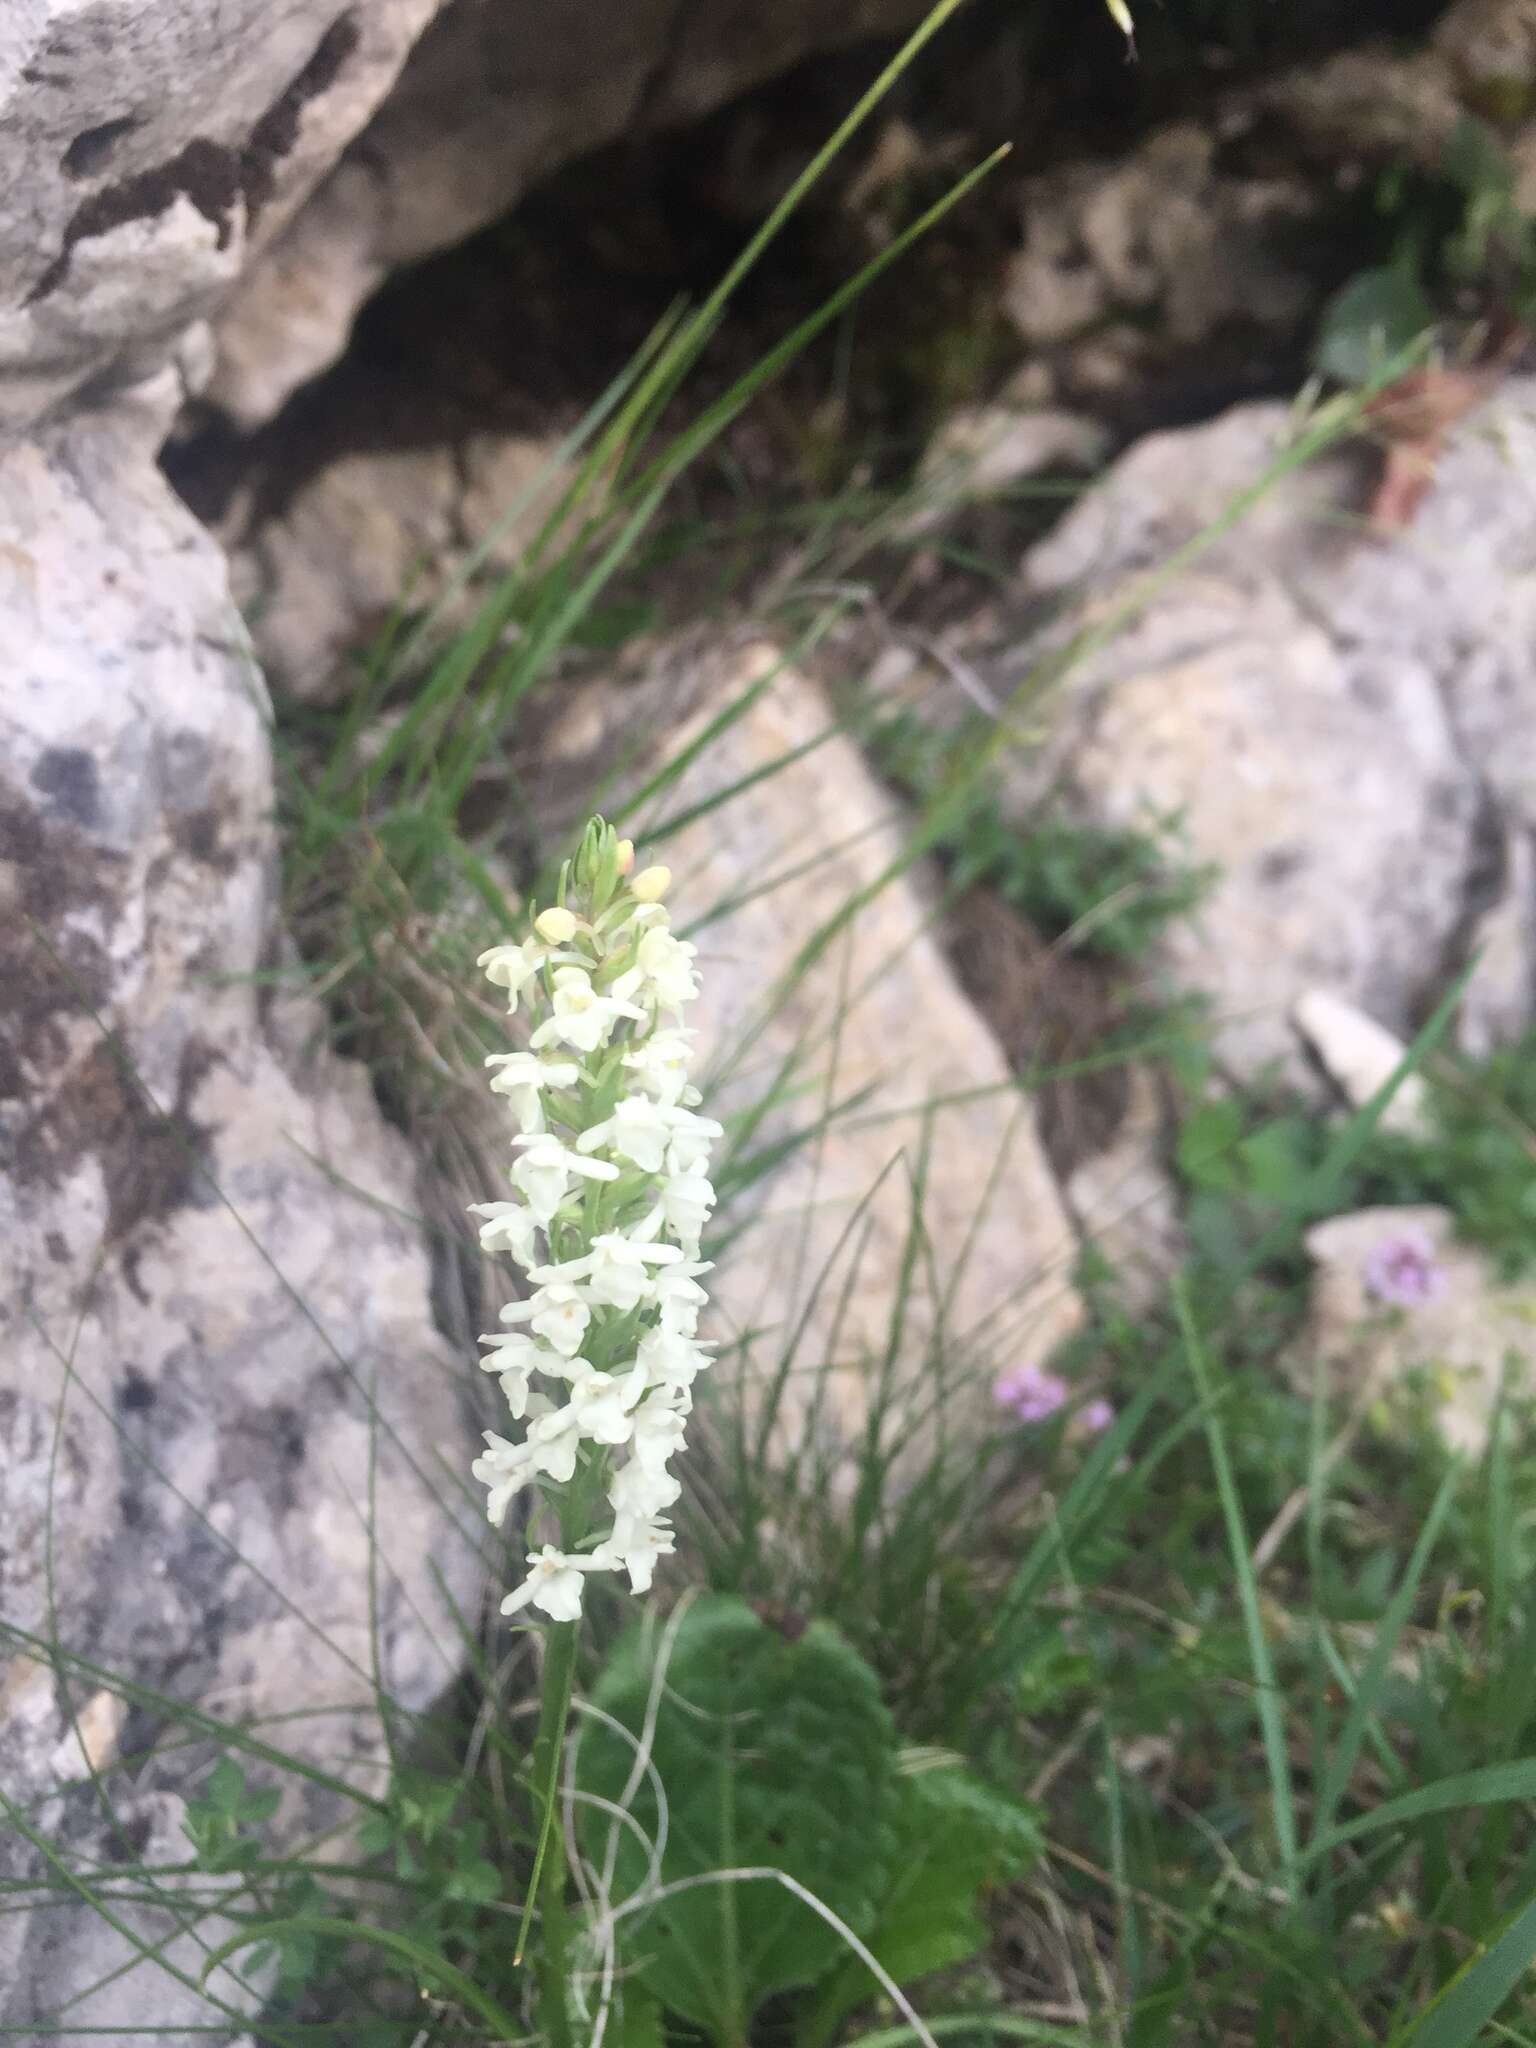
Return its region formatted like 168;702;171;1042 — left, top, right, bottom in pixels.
1177;1099;1246;1193
243;1784;281;1823
607;1984;666;2048
1441;115;1515;203
447;1856;502;1905
575;1595;901;2040
853;2023;1095;2048
1305;1759;1536;1862
1395;1889;1536;2047
1315;267;1436;387
806;1759;1042;2043
180;1759;281;1871
355;1812;395;1857
1237;1119;1315;1205
205;1758;245;1812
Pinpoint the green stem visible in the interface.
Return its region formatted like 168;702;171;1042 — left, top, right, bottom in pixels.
525;1618;579;2048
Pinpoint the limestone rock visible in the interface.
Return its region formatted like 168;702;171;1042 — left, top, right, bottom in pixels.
1459;830;1536;1058
632;644;1082;1462
984;383;1536;1081
0;0;447;439
1064;1071;1185;1316
1004;123;1316;360
1291;990;1431;1136
1247;40;1464;174
229;441;461;697
208;0;936;428
997;0;1536;413
1253;0;1536;173
906;376;1108;537
227;430;568;699
0;407;479;2040
1297;1206;1535;1455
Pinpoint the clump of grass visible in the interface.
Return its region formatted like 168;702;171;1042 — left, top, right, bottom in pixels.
270;203;1015;1159
692;1064;1536;2047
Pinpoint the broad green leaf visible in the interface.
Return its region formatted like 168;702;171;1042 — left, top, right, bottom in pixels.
807;1758;1042;2043
1177;1100;1245;1192
1315;267;1436;387
1442;115;1515;203
575;1596;900;2040
606;1984;665;2048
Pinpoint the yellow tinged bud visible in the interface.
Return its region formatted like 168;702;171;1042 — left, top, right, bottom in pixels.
534;906;578;943
631;865;671;902
615;839;635;875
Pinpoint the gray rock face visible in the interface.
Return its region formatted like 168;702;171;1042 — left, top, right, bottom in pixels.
206;0;935;427
2;0;943;439
0;405;479;2041
227;430;570;701
1005;122;1316;362
0;0;447;439
984;384;1536;1080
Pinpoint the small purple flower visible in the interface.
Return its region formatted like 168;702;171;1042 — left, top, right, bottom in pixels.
1077;1397;1116;1436
1362;1228;1446;1310
993;1365;1070;1424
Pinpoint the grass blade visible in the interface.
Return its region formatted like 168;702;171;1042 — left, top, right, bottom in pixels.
1308;1460;1460;1855
978;1360;1174;1690
1175;1279;1298;1895
1395;1890;1536;2048
1308;1760;1536;1860
197;1914;525;2036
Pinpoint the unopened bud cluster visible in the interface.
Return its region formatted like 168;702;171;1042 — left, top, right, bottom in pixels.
469;824;718;1621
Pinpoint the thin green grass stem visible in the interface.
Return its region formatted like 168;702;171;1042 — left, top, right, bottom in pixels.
521;1618;580;2048
1175;1279;1299;1901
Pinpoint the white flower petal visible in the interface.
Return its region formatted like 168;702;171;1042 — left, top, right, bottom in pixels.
472;865;716;1619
